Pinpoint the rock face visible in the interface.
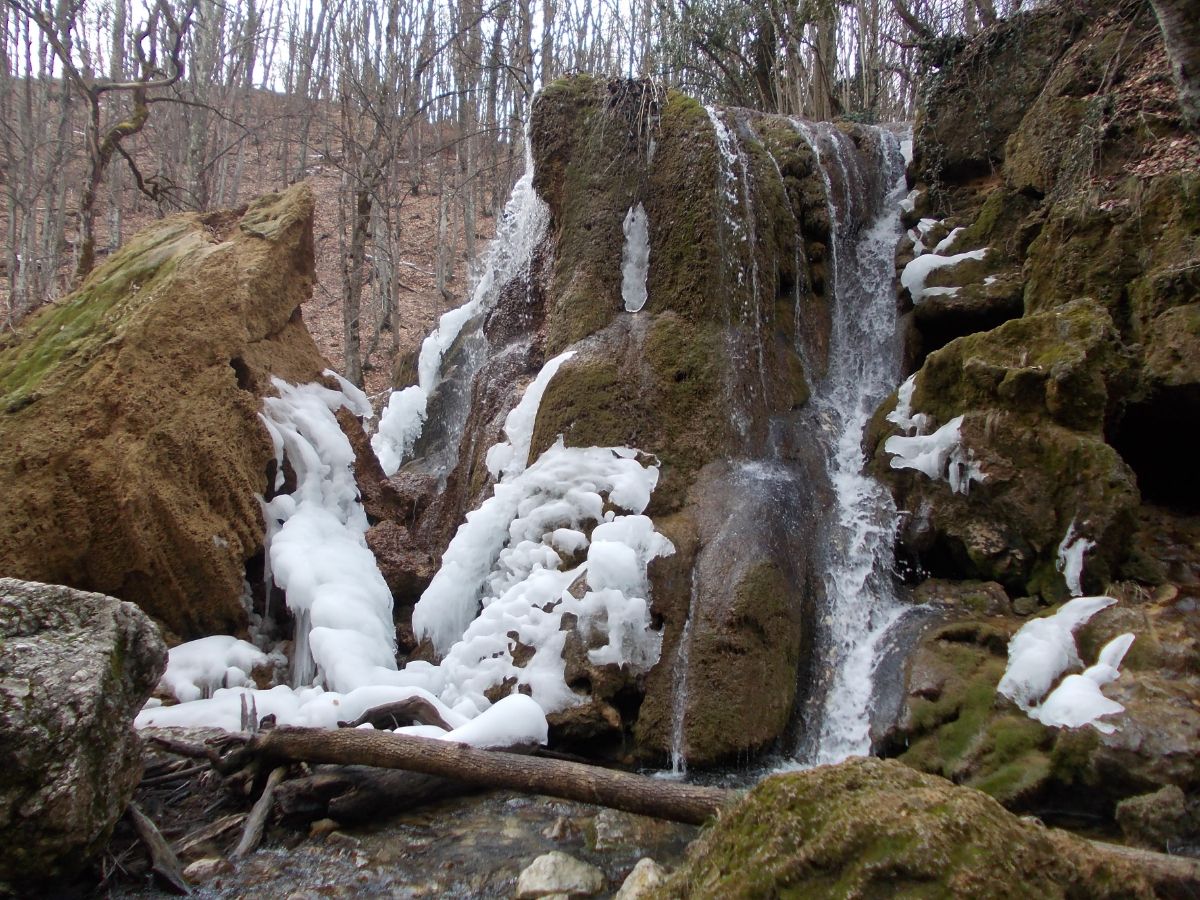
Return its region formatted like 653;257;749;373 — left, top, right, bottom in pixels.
652;757;1154;899
0;579;166;886
0;185;327;639
872;0;1200;833
389;76;900;765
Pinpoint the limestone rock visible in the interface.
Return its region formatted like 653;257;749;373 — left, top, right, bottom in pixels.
399;77;866;766
652;757;1155;899
614;858;666;900
0;184;327;638
0;579;167;886
516;851;604;898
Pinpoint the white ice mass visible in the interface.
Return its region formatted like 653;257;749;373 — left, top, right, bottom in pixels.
621;203;651;312
1056;518;1095;597
900;246;988;303
884;376;984;495
141;352;672;749
998;595;1135;734
372;165;549;476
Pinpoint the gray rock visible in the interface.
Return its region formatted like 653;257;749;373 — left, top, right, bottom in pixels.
0;579;166;886
614;858;667;899
515;851;604;898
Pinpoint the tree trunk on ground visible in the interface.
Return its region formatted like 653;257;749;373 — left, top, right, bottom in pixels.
221;727;734;825
1149;0;1200;132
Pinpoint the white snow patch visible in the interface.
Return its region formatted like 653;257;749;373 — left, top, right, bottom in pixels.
932;227;964;255
885;414;984;495
1031;633;1134;734
1056;518;1095;597
900;247;988;304
621;203;651;313
899;189;919;214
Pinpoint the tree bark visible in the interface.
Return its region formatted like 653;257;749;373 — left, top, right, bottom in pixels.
1149;0;1200;132
225;727;734;826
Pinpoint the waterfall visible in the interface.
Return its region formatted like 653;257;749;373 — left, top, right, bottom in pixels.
792;122;912;766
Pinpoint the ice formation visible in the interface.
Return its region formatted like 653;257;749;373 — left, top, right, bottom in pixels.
621;203;651;313
142;358;671;747
884;376;984;495
900;247;988;303
485;350;576;481
159;636;268;703
372;165;549;476
1031;633;1134;734
1056;518;1095;597
998;596;1135;733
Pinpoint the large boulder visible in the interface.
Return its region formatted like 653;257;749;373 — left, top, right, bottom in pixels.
0;185;327;639
652;757;1154;898
0;579;166;887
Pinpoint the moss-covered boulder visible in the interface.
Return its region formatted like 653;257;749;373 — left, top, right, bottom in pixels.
869;300;1139;597
0;185;326;639
884;580;1200;824
652;757;1155;898
912;3;1087;186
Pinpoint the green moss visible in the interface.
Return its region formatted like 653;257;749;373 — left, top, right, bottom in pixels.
652;757;1149;899
0;220;205;411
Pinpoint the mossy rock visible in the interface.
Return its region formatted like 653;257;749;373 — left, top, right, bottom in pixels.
0;184;326;638
910;298;1128;432
652;757;1153;899
913;2;1089;187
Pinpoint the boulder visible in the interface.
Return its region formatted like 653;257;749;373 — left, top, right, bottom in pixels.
0;185;328;639
884;584;1200;820
870;300;1139;598
651;757;1154;899
516;851;605;898
613;858;667;899
0;579;166;887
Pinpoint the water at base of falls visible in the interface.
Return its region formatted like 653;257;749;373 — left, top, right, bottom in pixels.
792;122;914;767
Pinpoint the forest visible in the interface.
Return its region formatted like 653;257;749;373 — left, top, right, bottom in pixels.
1;0;1035;386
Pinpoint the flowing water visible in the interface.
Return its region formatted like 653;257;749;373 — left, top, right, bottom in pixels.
791;122;913;766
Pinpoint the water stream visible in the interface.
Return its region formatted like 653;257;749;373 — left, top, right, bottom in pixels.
791;122;913;766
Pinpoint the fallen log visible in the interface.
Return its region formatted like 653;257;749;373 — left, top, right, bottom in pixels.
274;766;478;825
219;727;734;826
338;696;454;731
1083;838;1200;899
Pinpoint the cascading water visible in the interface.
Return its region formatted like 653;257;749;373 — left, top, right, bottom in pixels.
792;122;913;766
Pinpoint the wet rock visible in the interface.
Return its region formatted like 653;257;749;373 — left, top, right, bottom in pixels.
516;851;605;898
0;579;166;887
614;857;667;899
887;589;1200;820
913;579;1011;616
654;757;1154;898
183;857;232;882
0;185;327;638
